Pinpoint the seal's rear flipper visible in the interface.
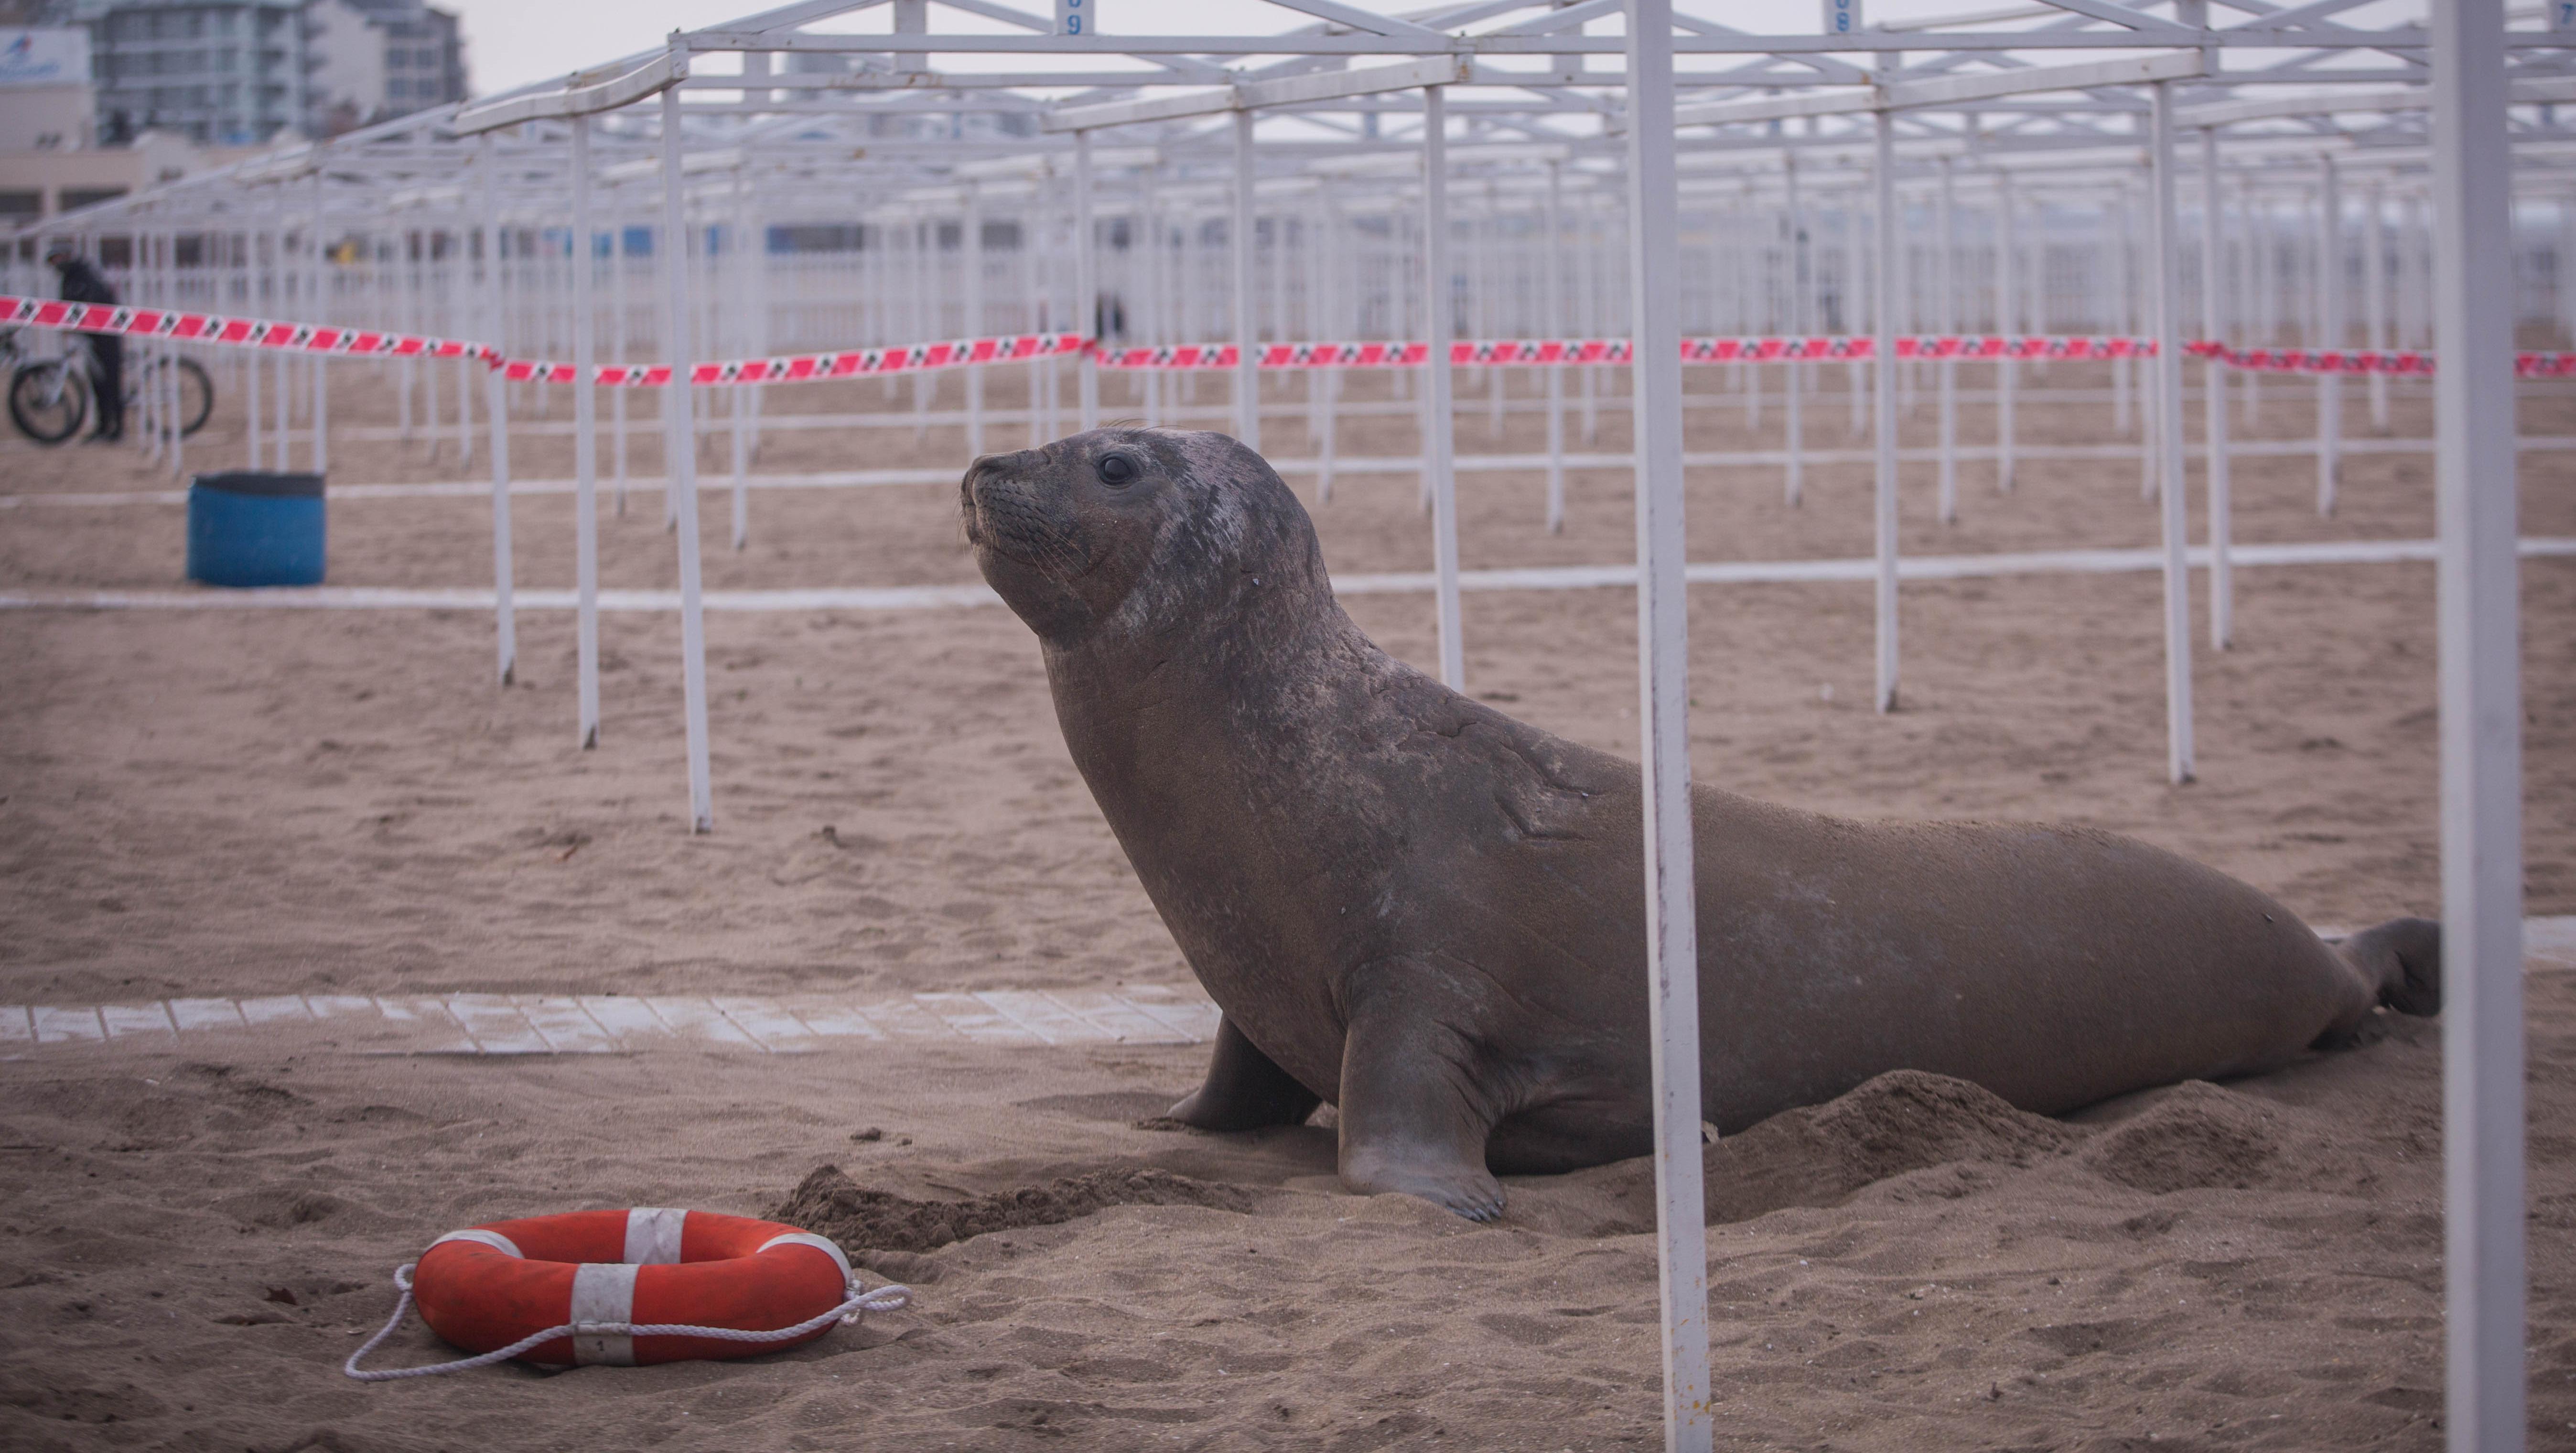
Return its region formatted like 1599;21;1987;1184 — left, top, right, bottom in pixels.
2335;916;2443;1018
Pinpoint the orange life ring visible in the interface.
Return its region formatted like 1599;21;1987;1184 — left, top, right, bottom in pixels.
410;1208;857;1367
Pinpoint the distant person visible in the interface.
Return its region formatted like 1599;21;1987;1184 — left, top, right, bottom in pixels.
45;245;121;443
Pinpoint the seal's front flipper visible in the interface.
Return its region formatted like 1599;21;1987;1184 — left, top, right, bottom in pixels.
1164;1016;1323;1131
1334;988;1505;1222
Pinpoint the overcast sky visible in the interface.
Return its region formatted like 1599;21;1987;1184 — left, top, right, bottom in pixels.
438;0;2434;99
442;0;1842;98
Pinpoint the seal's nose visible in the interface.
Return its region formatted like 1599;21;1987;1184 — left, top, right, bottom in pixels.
961;448;1040;509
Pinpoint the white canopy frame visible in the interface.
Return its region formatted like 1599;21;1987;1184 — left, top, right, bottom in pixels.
7;1;2546;1446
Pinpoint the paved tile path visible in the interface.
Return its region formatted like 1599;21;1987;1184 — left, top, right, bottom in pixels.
8;919;2567;1059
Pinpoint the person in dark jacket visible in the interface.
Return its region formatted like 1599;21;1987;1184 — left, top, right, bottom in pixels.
44;245;122;442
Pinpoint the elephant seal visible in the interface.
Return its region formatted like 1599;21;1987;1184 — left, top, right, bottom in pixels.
961;426;2441;1220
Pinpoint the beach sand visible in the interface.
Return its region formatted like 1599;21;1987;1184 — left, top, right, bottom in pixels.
3;363;2573;1449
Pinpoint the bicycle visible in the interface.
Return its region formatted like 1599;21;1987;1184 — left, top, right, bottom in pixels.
2;331;214;444
4;327;91;445
130;353;214;438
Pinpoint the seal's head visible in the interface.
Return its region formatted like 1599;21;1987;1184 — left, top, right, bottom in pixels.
962;427;1324;644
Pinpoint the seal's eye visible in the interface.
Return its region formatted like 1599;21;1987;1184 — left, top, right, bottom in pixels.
1097;452;1140;488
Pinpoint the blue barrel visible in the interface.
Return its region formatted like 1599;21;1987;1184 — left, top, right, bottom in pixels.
187;472;325;587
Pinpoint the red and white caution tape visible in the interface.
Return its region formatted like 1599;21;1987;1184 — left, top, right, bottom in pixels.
1095;335;2162;369
2187;340;2576;378
500;332;1088;387
4;294;490;361
1094;341;1439;370
3;296;1080;389
14;298;2576;383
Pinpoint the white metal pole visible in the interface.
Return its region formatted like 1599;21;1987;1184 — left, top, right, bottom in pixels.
1935;155;1957;524
1996;169;2017;493
2407;191;2432;349
276;212;293;470
729;167;752;550
1142;179;1162;427
1423;87;1463;690
1873;106;1900;715
1624;2;1714;1446
2367;179;2391;433
1784;152;1805;508
572;117;602;750
1232;107;1261;450
1847;190;1868;439
660;83;715;835
2199;127;2234;652
1580;206;1601;443
2239;179;2263;428
1027;189;1051;445
1544;159;1568;532
2111;195;2133;439
455;217;473;473
311;166;328;477
244;223;262;469
2431;0;2528;1446
965;185;986;457
478;134;516;688
2149;83;2194;786
1318;190;1342;502
398;227;417;445
611;188;630;515
2560;188;2576;348
1076;129;1099;433
2317;154;2343;515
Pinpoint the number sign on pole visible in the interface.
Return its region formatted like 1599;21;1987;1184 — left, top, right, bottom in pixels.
1057;0;1090;37
1824;0;1861;38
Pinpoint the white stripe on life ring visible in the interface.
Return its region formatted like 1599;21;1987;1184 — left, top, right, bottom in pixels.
425;1229;523;1258
569;1262;640;1367
624;1207;686;1265
756;1231;852;1282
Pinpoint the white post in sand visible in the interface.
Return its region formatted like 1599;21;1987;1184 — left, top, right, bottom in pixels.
2148;81;2194;787
1232;107;1261;451
1935;154;1958;524
659;82;715;835
1317;189;1343;503
456;209;474;473
1623;2;1714;1448
478;133;516;688
1784;152;1805;508
571;116;602;750
1075;129;1099;433
1544;159;1568;532
245;224;263;470
1996;168;2018;493
2366;178;2390;433
611;185;631;515
1423;84;1464;692
965;184;986;458
2316;153;2343;515
729;166;753;551
1873;102;1901;716
311;164;329;477
2430;0;2527;1446
2199;127;2233;651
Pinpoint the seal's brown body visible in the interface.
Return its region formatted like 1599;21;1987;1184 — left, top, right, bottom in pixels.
964;427;2439;1219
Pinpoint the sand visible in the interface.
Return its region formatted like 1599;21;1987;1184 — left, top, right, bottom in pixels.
4;360;2575;1450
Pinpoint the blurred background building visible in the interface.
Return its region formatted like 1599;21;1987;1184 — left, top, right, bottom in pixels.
0;0;466;226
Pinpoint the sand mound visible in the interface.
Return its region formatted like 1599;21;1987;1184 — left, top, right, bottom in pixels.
1515;1069;2081;1235
2076;1078;2381;1196
776;1163;1260;1256
1709;1068;2081;1222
